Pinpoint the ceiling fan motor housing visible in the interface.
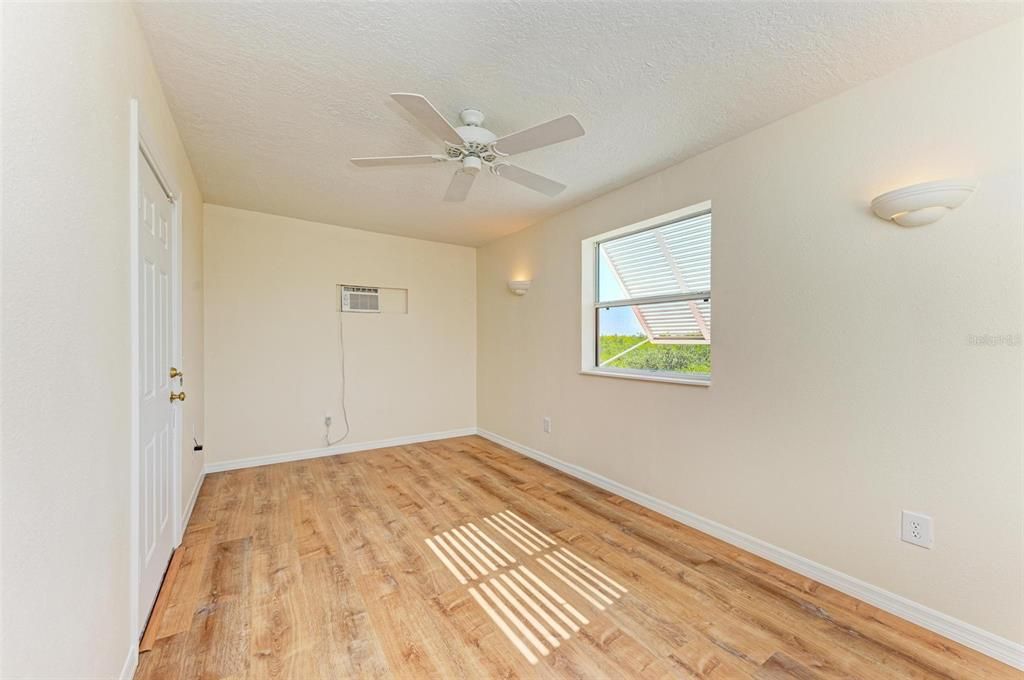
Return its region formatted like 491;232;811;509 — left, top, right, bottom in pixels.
448;122;499;164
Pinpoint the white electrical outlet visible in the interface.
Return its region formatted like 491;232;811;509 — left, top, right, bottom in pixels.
542;416;552;434
901;510;933;549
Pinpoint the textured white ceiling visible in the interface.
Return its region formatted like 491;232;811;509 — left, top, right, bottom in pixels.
134;2;1017;246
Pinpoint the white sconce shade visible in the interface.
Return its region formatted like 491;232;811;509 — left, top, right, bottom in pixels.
508;279;531;296
871;179;977;227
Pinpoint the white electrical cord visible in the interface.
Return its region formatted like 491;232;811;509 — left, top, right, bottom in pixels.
325;310;351;446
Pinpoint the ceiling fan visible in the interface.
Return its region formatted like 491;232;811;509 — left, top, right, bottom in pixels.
351;93;585;202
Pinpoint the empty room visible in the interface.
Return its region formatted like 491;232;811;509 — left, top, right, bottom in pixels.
2;1;1022;678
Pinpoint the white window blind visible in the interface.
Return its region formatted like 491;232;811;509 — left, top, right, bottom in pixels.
598;210;711;344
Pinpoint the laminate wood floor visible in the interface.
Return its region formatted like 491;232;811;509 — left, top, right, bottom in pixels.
135;435;1018;679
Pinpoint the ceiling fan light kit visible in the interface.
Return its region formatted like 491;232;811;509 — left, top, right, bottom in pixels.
351;93;585;202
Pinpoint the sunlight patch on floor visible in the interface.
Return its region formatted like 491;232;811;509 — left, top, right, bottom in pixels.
424;509;627;664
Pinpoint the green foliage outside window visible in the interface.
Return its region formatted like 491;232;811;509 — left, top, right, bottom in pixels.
598;335;710;376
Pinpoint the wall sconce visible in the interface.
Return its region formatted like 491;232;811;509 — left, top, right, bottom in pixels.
508;279;531;296
871;179;977;227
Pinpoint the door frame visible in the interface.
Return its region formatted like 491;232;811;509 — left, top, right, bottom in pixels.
129;98;184;643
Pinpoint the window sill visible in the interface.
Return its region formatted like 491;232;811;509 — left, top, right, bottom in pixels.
579;368;711;387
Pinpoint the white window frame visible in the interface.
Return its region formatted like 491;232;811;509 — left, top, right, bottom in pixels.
580;201;712;386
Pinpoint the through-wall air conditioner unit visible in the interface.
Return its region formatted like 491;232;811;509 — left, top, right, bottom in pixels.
340;285;380;313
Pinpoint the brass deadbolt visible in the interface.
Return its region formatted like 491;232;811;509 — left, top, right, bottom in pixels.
169;367;183;379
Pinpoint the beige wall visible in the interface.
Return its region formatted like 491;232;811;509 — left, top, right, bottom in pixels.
1;4;205;677
478;21;1023;643
203;204;476;464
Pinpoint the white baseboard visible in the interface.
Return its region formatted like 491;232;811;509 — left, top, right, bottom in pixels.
179;466;206;540
203;427;478;474
475;428;1024;671
119;643;138;680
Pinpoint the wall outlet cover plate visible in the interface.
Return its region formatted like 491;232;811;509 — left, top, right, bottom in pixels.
901;510;934;549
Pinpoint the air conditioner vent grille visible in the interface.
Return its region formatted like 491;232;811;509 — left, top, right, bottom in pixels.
341;285;380;313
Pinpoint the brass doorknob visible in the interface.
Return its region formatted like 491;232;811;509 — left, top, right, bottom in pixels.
169;367;183;379
170;391;186;402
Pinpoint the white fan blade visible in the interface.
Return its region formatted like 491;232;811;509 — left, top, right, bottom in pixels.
391;93;464;146
444;170;476;202
493;164;566;197
351;155;446;167
492;114;584;156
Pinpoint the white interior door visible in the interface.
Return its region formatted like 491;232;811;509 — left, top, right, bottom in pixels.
137;150;178;631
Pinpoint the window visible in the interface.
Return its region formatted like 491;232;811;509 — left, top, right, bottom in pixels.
581;204;711;385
